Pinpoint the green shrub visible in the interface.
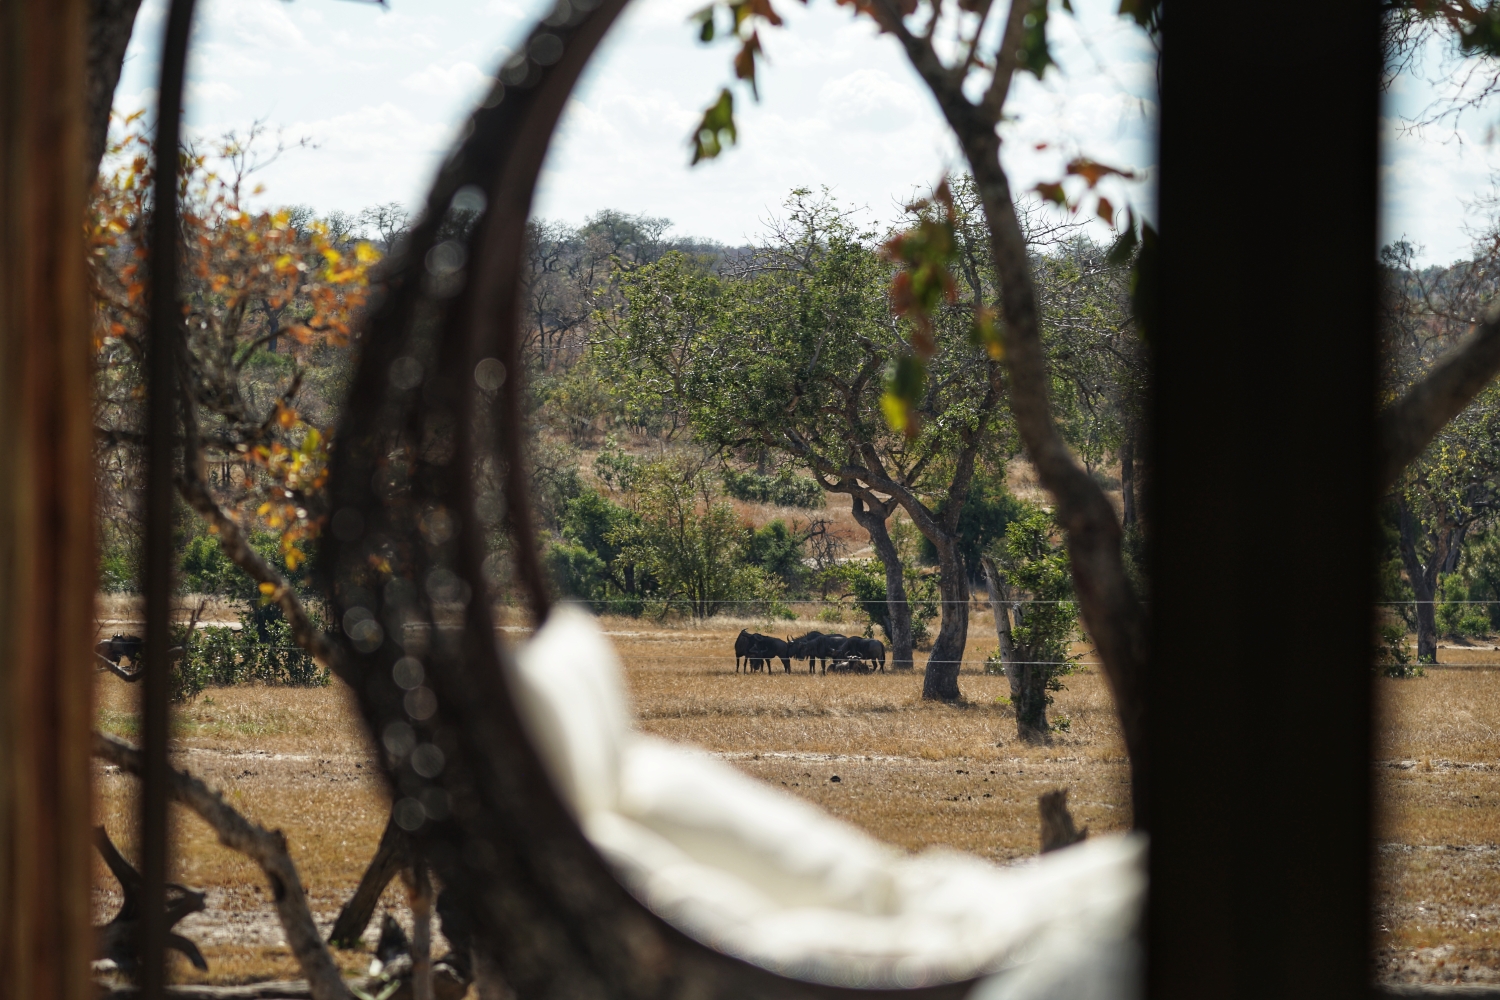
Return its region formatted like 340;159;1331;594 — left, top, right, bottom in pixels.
1375;620;1423;678
1437;575;1490;638
175;605;329;693
99;545;136;593
722;467;824;509
546;541;610;610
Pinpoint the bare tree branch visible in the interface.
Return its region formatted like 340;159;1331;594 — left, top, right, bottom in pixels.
1378;307;1500;491
92;731;351;1000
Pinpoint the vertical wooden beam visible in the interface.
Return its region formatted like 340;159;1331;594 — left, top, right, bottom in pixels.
1151;5;1379;1000
0;0;98;997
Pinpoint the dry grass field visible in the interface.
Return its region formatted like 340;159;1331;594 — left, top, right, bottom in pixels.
91;609;1499;988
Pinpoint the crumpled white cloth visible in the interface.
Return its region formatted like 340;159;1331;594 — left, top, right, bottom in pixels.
507;605;1144;998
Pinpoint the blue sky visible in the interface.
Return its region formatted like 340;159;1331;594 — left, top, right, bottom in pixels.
115;0;1500;263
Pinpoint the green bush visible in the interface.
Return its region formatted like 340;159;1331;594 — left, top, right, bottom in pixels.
546;541;610;609
1374;619;1422;678
1437;575;1490;638
99;545;136;593
173;605;330;697
722;467;824;509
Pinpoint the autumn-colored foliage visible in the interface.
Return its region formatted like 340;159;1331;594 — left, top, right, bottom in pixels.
90;117;376;573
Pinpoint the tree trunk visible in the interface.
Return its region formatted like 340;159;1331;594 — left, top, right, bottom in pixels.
1120;430;1137;529
1396;500;1443;664
980;556;1019;703
1007;605;1050;742
405;858;435;1000
851;497;914;670
84;0;145;182
921;537;969;701
0;2;99;993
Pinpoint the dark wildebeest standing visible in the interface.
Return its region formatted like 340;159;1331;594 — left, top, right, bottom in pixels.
831;636;887;673
749;635;793;674
96;633;144;667
735;629;754;673
790;631;849;674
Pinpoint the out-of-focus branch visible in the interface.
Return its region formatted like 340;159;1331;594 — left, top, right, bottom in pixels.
92;731;350;1000
174;364;349;683
867;0;1149;823
1378;308;1500;491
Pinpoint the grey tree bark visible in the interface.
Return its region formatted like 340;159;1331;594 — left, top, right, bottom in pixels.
980;556;1018;696
1395;499;1463;663
851;496;915;671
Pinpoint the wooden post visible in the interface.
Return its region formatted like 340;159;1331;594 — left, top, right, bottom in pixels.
0;0;98;996
1152;3;1378;997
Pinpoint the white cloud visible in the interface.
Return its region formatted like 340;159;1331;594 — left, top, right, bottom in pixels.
115;0;1164;246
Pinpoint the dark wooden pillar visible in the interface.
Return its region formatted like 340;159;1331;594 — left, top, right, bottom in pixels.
0;0;99;996
1150;6;1379;1000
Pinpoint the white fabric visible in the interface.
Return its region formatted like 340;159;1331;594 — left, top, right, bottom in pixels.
509;605;1144;997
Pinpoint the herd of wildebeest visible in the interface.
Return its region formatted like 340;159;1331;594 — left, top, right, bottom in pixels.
735;629;887;674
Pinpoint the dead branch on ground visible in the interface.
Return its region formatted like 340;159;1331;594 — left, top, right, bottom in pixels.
91;730;350;1000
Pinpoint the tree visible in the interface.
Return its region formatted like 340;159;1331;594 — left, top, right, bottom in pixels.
986;505;1079;741
612;459;780;619
606;189;1007;692
91;121;371;675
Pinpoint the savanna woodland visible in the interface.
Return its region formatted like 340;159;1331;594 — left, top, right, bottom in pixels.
1;0;1497;996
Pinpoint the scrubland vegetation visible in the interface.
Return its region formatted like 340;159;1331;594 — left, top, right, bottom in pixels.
84;69;1500;997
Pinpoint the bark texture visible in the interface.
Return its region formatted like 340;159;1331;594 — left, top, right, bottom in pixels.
0;1;98;994
93;732;350;1000
327;813;408;949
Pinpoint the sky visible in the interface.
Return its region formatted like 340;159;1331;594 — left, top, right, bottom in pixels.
114;0;1154;247
113;0;1500;264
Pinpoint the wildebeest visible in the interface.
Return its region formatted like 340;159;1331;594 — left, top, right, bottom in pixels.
831;636;887;673
96;634;144;666
789;631;849;674
749;635;793;674
735;629;753;672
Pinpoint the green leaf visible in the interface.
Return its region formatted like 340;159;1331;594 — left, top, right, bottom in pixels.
692;4;716;42
882;354;927;437
690;88;737;165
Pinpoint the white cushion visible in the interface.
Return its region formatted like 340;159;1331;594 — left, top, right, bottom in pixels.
507;603;632;817
513;607;1144;994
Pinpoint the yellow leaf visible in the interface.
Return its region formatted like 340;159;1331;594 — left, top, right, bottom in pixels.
257;502;272;515
258;582;276;596
355;242;382;264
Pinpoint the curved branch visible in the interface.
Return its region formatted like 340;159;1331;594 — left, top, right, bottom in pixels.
1378;308;1500;491
92;732;350;1000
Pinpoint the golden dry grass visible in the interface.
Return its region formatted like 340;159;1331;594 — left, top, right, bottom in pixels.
1374;657;1500;985
91;614;1498;987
